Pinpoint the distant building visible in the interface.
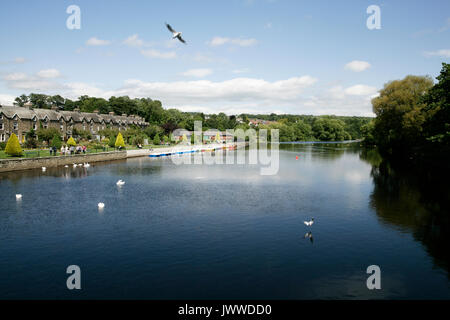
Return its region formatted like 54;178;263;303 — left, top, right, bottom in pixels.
0;104;148;143
248;118;277;127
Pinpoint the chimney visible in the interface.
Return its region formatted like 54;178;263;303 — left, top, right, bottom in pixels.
24;102;33;110
51;106;58;111
74;108;80;113
109;111;115;116
93;110;99;114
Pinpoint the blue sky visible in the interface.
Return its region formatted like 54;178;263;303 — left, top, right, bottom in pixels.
0;0;449;116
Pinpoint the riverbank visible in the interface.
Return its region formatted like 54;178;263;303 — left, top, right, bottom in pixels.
0;151;127;173
0;142;247;172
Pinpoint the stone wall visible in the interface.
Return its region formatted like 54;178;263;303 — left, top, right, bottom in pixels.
0;151;127;172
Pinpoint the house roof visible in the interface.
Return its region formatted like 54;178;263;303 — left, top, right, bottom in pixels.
0;105;148;125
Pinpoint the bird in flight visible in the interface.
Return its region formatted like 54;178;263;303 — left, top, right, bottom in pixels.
166;23;186;44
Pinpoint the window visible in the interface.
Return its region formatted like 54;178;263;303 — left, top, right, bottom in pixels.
0;114;3;119
13;122;18;130
0;134;5;142
0;123;3;130
33;122;37;130
60;124;64;131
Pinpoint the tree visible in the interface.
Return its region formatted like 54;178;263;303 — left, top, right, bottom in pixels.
5;133;23;156
372;75;434;154
422;63;450;149
67;137;77;147
153;133;161;145
36;127;61;143
14;94;29;107
108;134;116;148
50;134;62;149
115;132;125;149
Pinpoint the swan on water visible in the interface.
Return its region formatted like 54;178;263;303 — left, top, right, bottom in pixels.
98;202;105;209
116;180;125;186
304;218;315;226
16;194;22;200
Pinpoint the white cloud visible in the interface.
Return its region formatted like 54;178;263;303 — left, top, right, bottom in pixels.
1;71;377;116
423;49;450;58
180;68;213;78
232;68;250;74
140;49;176;59
37;69;61;78
344;84;378;96
123;34;144;47
345;60;371;72
86;37;111;46
3;73;28;81
209;36;258;47
0;94;16;105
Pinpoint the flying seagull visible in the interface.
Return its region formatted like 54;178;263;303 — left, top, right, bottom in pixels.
166;23;186;44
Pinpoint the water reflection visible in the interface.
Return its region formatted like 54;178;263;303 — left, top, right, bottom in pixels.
361;149;450;277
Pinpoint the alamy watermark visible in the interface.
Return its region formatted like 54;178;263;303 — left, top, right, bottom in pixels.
168;121;279;176
66;5;81;30
367;5;381;30
366;265;381;290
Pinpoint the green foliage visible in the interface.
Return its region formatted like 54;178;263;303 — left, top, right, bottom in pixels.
422;63;450;149
36;127;61;143
5;133;23;156
67;136;76;147
372;75;434;154
50;134;62;149
108;135;116;148
366;63;450;163
72;128;92;140
115;132;125;148
312;118;351;141
360;120;376;146
153;133;161;145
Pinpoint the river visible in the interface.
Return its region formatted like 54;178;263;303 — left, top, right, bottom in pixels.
0;143;448;299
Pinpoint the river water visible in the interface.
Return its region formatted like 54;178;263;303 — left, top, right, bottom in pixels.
0;143;448;299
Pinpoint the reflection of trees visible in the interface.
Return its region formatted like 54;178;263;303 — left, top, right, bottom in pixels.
368;153;450;277
280;143;353;161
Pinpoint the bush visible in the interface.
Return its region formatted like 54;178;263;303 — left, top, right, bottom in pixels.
115;132;125;149
0;142;6;150
108;135;116;148
24;137;38;149
37;127;61;143
67;136;76;147
50;134;62;149
153;133;161;145
5;133;23;156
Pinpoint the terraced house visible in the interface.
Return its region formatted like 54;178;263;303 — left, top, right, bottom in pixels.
0;103;148;143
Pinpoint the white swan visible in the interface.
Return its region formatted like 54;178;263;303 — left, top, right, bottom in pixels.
83;163;90;167
73;163;77;168
304;218;315;226
98;202;105;209
64;165;69;168
16;194;22;200
116;180;125;186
